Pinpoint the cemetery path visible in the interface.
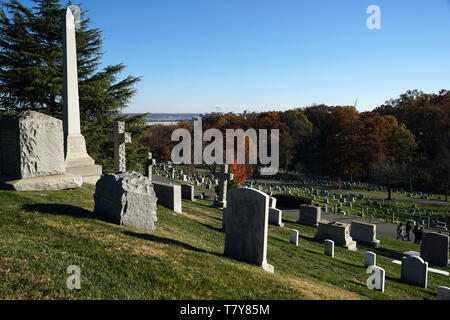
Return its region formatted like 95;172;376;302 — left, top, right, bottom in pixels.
282;209;450;240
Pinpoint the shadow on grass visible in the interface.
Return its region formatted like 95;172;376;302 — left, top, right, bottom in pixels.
200;223;223;233
370;246;405;261
123;231;222;257
22;203;94;219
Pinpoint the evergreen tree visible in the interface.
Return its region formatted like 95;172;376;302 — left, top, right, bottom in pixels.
0;0;147;172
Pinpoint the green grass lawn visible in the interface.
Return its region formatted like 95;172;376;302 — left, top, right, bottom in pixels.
0;185;449;300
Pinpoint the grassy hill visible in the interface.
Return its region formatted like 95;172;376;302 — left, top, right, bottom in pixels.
0;185;449;300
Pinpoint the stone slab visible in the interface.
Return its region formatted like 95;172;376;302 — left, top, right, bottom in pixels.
0;173;82;191
298;205;321;227
94;172;157;231
420;232;449;267
315;220;357;251
351;221;380;248
224;188;274;273
153;181;182;213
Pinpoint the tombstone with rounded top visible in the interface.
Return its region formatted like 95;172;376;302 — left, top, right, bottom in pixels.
324;239;335;257
365;251;377;267
401;255;428;288
290;229;299;246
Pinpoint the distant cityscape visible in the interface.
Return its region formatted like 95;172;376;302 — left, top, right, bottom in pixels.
126;110;253;127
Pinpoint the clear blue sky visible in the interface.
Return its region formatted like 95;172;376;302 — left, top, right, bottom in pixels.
46;1;450;113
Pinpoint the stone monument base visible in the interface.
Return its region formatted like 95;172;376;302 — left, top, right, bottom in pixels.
65;134;102;185
0;173;82;191
65;155;102;185
214;200;227;209
315;220;357;251
262;263;275;274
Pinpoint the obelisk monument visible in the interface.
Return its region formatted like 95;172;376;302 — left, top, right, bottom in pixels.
63;6;102;184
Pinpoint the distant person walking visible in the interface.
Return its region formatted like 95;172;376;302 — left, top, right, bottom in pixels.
405;220;413;241
416;225;424;244
396;222;405;241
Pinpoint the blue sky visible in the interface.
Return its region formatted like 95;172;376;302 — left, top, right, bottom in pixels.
35;1;450;112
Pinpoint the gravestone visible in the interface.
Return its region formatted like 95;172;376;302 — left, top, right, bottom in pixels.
324;239;334;258
268;208;284;227
269;197;277;209
224;188;274;273
94;172;157;231
108;121;132;173
63;6;102;185
0;111;82;191
290;229;299;246
315;221;357;251
401;256;428;288
437;286;450;300
420;232;449;267
350;221;380;247
365;251;376;267
214;164;234;209
298;205;321;227
367;265;385;293
181;184;195;201
153;181;182;213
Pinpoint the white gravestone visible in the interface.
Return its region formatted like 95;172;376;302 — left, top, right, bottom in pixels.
269;208;284;227
63;6;102;184
224;188;274;273
290;229;299;246
365;251;377;267
367;265;385;293
324;239;334;258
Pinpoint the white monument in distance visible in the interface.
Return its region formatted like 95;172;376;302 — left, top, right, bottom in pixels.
63;6;102;185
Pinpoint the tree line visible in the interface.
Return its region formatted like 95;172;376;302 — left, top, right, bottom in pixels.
144;89;449;198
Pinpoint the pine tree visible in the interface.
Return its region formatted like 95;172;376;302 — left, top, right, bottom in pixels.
0;0;147;172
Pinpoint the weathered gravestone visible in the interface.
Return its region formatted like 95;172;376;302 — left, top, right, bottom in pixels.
108;121;132;173
0;111;82;191
63;6;102;185
94;172;157;231
401;255;428;288
214;164;233;209
324;239;335;258
181;184;195;201
350;221;380;248
298;205;321;227
153;181;182;213
224;188;274;273
315;221;357;251
420;232;449;267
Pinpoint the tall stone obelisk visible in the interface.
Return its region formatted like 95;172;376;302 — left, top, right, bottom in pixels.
63;6;102;185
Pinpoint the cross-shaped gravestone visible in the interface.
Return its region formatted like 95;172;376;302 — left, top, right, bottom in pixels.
108;121;131;173
145;152;153;181
214;164;234;209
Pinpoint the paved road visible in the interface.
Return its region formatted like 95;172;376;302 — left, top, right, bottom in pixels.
249;179;450;208
283;209;450;240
